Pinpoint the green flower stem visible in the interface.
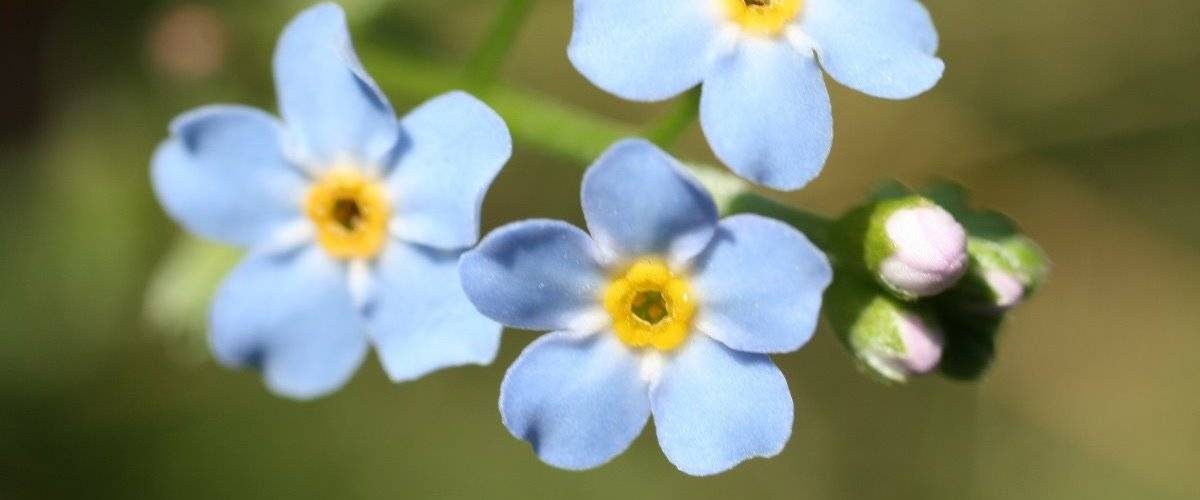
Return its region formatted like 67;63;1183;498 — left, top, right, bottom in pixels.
728;192;834;250
365;47;636;164
361;46;834;248
463;0;539;89
687;166;833;249
645;86;702;150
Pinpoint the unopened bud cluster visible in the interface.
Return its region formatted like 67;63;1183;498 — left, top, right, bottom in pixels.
827;183;1048;383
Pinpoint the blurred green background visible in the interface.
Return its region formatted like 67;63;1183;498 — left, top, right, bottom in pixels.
2;0;1198;498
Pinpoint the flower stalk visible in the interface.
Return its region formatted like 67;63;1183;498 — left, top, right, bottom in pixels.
463;0;540;89
360;46;837;247
645;86;702;150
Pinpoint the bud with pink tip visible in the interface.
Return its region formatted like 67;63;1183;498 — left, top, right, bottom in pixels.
860;308;945;383
863;197;969;300
826;277;946;384
982;268;1025;310
947;236;1048;313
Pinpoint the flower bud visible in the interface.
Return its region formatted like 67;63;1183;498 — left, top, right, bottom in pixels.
999;235;1050;293
921;181;1050;312
944;236;1048;313
861;307;945;382
865;197;968;300
982;267;1024;309
826;278;945;384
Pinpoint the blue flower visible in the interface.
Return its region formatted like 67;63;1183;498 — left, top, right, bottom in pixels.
568;0;944;190
151;3;510;400
460;139;833;475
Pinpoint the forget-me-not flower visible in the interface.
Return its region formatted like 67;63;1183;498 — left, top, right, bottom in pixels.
569;0;944;190
151;3;510;400
459;139;833;475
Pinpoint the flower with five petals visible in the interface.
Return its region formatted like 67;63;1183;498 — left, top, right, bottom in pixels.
460;139;832;475
569;0;944;190
151;3;510;399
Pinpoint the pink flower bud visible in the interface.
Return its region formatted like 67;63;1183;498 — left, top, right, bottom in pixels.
862;310;945;382
983;268;1025;311
877;205;968;298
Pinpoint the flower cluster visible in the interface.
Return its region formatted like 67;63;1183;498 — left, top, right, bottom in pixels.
148;1;1042;478
826;184;1048;383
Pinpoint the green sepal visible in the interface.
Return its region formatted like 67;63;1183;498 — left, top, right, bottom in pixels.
869;179;916;202
930;301;1004;381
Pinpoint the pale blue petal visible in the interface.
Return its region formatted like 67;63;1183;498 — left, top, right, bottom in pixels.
700;39;832;191
368;242;502;382
151;105;307;248
273;3;400;167
804;0;944;99
501;332;650;470
210;246;367;400
386;91;511;250
460;220;607;331
581;139;717;264
568;0;721;101
652;334;792;476
691;215;832;354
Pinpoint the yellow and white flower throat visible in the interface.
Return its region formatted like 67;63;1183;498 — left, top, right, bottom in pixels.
722;0;804;36
305;167;391;259
603;259;696;351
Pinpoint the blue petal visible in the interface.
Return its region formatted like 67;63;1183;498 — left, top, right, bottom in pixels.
651;334;792;476
501;332;650;470
700;39;832;191
568;0;720;101
386;91;511;250
804;0;944;99
581;139;718;265
691;215;832;353
273;3;400;167
368;242;502;382
210;245;367;400
459;220;608;332
151;105;307;248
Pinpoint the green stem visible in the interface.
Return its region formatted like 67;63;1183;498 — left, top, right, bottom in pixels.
729;191;833;249
685;165;833;247
365;46;636;164
361;46;836;250
645;86;701;150
463;0;539;89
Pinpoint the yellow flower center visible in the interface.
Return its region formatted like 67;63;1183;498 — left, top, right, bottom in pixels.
304;168;391;259
603;259;696;351
723;0;804;36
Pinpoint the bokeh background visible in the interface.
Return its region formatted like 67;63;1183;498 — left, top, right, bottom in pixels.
2;0;1198;498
